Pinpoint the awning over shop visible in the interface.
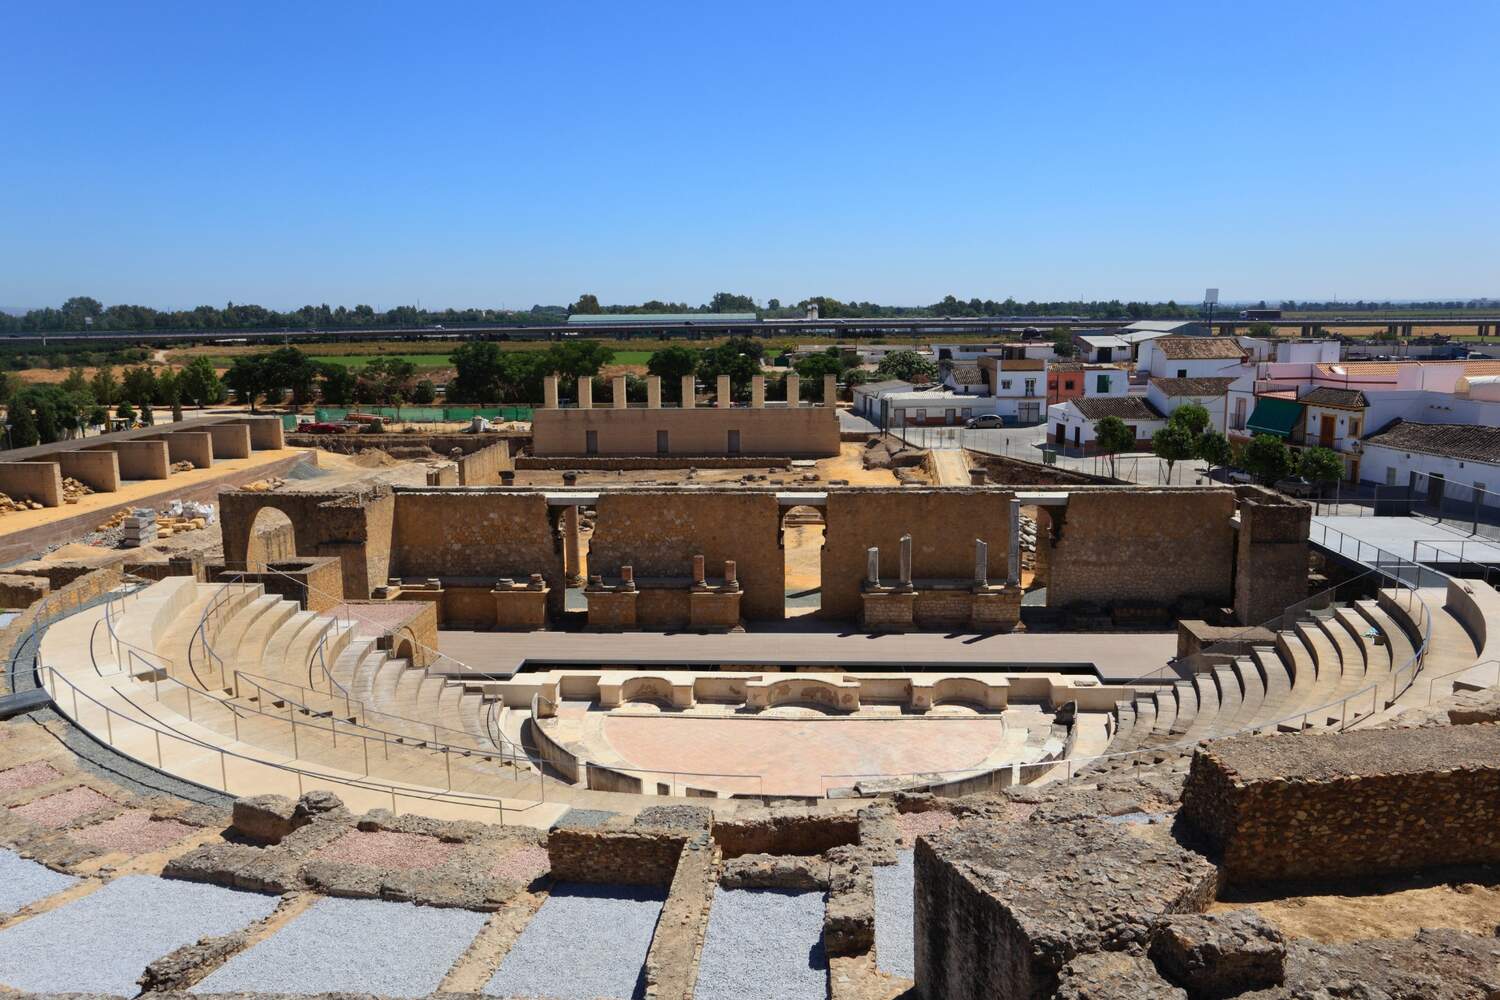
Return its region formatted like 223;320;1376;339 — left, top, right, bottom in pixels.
1245;396;1302;438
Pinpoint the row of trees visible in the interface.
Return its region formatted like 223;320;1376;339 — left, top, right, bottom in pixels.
222;348;436;410
3;357;230;448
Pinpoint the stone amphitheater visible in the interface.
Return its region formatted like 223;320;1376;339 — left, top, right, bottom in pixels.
1;476;1497;998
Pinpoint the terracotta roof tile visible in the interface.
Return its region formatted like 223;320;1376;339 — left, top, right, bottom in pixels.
1072;396;1166;421
1150;377;1237;397
1363;420;1500;465
1154;337;1247;361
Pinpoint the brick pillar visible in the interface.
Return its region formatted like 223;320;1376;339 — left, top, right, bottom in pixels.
751;376;765;408
612;375;627;409
1233;492;1312;625
717;375;732;408
578;377;593;409
823;374;837;405
646;376;662;409
544;375;559;410
786;374;801;407
681;375;696;408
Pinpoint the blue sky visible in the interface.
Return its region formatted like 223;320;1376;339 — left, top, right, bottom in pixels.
3;1;1498;309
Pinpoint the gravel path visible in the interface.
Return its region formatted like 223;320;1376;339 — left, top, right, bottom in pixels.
694;888;828;1000
873;850;915;979
485;883;665;999
0;874;277;995
0;848;76;917
198;896;487;997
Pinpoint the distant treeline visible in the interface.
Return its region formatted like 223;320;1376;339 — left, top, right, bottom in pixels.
6;293;1496;335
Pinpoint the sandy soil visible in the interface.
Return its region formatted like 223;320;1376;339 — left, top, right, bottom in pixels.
1214;871;1500;943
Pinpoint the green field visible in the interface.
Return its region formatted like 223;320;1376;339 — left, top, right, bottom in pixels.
307;353;456;370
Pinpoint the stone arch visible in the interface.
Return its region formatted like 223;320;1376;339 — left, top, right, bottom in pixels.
767;678;853;711
620;675;674;707
244;507;296;572
932;677;993;709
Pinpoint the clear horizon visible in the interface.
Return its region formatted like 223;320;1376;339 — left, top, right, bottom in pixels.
3;1;1497;310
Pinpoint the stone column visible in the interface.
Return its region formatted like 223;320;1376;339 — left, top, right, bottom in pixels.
751;376;766;408
563;505;584;584
724;560;738;591
620;565;635;591
786;374;801;407
543;375;560;410
975;538;988;588
646;376;662;409
612;376;627;409
899;534;913;591
692;554;707;589
681;375;696;408
866;546;880;586
823;374;837;405
717;375;732;408
1008;499;1021;585
578;377;593;410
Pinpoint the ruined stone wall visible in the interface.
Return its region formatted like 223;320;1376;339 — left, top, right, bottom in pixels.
389;491;565;617
532;407;839;458
516;455;790;471
1180;725;1500;884
1042;488;1237;609
822;490;1015;621
547;827;686;886
456;440;514;484
1233;489;1312;625
220;489;394;600
286;432;523;456
588;492;785;622
965;452;1104;486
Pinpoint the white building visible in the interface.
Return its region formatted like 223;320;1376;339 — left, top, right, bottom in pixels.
1145;377;1236;433
851;379;913;425
1074;334;1131;364
1359;421;1500;504
1046;395;1167;454
1137;336;1251;380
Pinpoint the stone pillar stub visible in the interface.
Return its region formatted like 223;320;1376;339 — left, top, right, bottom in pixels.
751;376;765;408
975;538;988;588
692;554;707;588
578;377;593;410
899;534;913;591
717;375;732;408
612;376;627;409
681;375;696;408
823;374;837;405
646;376;662;409
786;374;800;407
866;546;880;586
1008;499;1022;585
620;564;635;590
543;375;560;410
564;505;584;584
724;560;738;591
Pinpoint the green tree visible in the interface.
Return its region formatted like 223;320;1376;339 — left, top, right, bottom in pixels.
794;350;844;384
224;356;267;410
178;357;224;408
646;346;699;402
89;365;119;406
1094;415;1136;478
1297;446;1344;489
696;337;763;399
875;350;938;383
448;342;504;403
569;293;602;315
120;366;158;407
1167;401;1211;437
1151;424;1197;484
59;367;91;397
1242;434;1292;485
115;401;136;424
1051;328;1076;358
263;347;318;406
6;398;38;448
1196;430;1231;478
708;292;756;312
412;378;436;404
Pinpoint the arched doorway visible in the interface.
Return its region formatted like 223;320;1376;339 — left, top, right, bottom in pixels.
780;504;824;618
244;507;296;572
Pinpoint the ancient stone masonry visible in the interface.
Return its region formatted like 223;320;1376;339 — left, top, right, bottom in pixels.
1232;487;1312;626
220;488;396;600
1178;724;1500;883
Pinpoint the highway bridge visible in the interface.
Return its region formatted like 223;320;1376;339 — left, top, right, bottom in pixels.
2;315;1497;347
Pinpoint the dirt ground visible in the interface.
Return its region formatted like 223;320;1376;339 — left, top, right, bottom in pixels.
504;443;903;489
1214;869;1500;944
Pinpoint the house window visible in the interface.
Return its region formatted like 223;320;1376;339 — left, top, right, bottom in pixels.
1386;468;1397;486
1233;397;1247;429
1064;379;1075;390
1096;374;1112;393
1001;379;1012;390
1176;369;1188;378
656;430;668;454
1024;378;1036;396
1350;418;1361;436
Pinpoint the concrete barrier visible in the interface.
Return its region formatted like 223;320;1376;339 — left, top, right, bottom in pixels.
98;440;170;480
207;423;252;459
160;431;214;470
0;462;64;507
233;417;285;450
57;450;121;493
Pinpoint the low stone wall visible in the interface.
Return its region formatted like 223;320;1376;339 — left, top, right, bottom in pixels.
456;440;514;484
711;808;860;858
210;557;345;613
0;461;63;506
964;450;1107;486
1;565;123;694
546;826;687;886
586;761;645;794
0;572;50;609
516;455;792;471
1179;725;1500;883
286;432;523;455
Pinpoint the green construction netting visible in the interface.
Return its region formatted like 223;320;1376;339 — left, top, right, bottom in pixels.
311;406;532;423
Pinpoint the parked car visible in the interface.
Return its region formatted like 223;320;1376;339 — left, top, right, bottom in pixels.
1226;470;1253;485
965;414;1004;428
1275;476;1318;498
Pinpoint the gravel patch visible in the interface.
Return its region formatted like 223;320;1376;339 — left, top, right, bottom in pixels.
0;874;277;995
893;810;958;845
71;810;197;853
0;760;63;795
197;896;487;997
313;829;458;870
873;850;914;979
7;785;114;828
485;882;666;999
555;808;615;828
0;848;77;917
695;888;828;1000
489;843;551;883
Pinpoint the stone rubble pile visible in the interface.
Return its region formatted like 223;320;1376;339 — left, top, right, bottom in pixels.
1019;513;1038;553
170;460;196;473
61;477;95;504
0;492;45;514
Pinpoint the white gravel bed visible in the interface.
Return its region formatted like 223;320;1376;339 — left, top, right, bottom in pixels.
484;882;666;999
0;848;77;917
873;850;915;979
694;887;828;1000
197;896;487;997
0;874;277;995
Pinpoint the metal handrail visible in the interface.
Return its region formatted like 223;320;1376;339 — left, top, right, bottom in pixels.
1407;657;1499;708
42;664;521;822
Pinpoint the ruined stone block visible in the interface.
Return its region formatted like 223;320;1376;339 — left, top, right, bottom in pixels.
1179;724;1500;883
1054;952;1188;1000
230;794;300;844
719;852;831;891
1149;909;1285;998
914;819;1219;1000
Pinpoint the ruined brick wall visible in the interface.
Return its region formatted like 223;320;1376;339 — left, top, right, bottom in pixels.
516;455;790;471
1233;489;1312;626
1042;488;1236;609
1180;725;1500;884
244;511;297;569
211;557;345;612
547;827;686;886
532;407;839;457
456;440;514;484
220;489;394;599
0;573;50;609
822;490;1015;621
965;452;1104;486
425;464;458;487
389;491;565;618
588;492;785;622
